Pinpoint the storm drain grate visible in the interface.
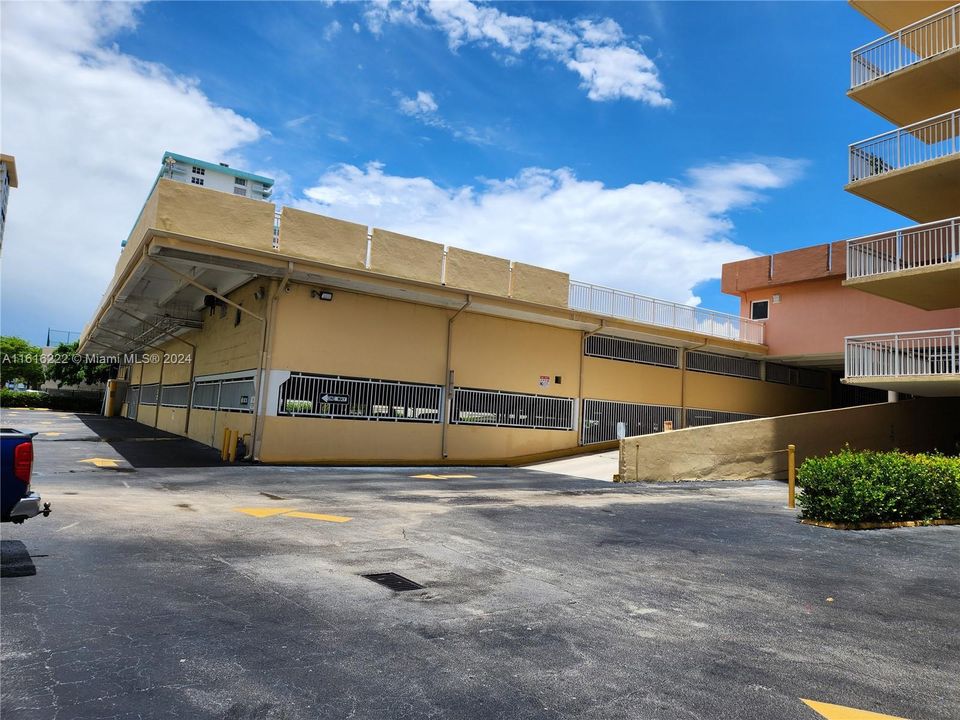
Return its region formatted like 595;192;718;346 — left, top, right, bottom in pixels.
362;572;424;592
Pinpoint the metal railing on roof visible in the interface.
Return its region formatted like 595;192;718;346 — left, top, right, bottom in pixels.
846;216;960;279
849;109;960;182
845;328;960;378
568;280;764;345
851;4;959;88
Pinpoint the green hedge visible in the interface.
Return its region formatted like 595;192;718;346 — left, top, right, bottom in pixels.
1;389;102;413
797;449;960;524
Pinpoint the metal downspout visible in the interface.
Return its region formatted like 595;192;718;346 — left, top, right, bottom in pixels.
441;296;472;459
251;263;292;461
680;339;709;429
577;322;605;445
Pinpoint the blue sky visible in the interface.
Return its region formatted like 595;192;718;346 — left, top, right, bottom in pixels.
1;1;908;345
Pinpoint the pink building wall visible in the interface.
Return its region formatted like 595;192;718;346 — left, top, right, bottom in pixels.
738;278;959;358
722;246;959;359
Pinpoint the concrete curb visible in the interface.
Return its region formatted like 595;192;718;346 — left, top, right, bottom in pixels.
799;518;959;531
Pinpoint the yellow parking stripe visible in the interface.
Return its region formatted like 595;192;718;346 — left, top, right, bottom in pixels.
801;699;910;719
234;507;291;518
233;507;351;522
284;511;352;523
79;457;120;468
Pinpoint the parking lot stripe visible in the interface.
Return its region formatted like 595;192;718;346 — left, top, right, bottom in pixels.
284;511;352;523
801;699;910;719
234;507;292;518
78;457;120;468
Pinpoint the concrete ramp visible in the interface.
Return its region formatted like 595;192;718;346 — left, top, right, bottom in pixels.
523;449;619;482
618;397;960;482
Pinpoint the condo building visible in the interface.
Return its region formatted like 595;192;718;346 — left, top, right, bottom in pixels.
724;1;959;400
0;153;19;252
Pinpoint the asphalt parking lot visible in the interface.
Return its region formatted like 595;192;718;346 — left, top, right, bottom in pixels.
1;410;958;720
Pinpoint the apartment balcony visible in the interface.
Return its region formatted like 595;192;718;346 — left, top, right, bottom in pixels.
844;216;960;309
850;1;956;33
568;281;765;345
846;109;960;222
844;328;960;396
850;4;960;127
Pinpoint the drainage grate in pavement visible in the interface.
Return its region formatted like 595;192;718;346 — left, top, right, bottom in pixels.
362;572;424;592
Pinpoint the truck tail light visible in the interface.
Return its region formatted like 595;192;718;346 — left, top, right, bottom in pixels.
14;442;33;484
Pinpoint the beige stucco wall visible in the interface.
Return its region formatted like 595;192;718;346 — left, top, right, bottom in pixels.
445;425;579;462
581;356;682;406
684;372;828;416
155;406;187;436
510;262;569;308
111;185;160;288
451;313;580;396
278;207;368;270
618;397;960;482
154;179;275;252
580;355;828;416
444;248;511;296
185;408;253;451
259;416;442;463
271;284;448;384
188;280;265;377
369;229;444;285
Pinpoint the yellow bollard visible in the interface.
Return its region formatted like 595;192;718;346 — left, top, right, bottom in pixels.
221;427;231;462
228;429;239;463
787;444;796;509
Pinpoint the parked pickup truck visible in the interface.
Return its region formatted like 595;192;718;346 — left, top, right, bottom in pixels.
1;429;51;523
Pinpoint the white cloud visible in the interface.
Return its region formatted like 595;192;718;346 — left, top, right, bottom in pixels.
396;90;494;146
365;0;669;105
297;159;805;307
398;90;439;117
322;20;342;41
0;1;263;343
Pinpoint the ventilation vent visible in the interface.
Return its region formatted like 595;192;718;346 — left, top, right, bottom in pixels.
686;351;761;380
584;335;679;368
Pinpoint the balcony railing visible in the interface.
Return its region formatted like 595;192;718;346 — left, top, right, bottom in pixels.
845;329;960;378
568;280;765;345
851;4;960;88
849;109;960;182
846;216;960;279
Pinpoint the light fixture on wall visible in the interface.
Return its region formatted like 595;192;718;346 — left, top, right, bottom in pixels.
253;286;265;300
311;289;333;301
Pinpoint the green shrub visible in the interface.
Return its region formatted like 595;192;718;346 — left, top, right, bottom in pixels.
1;389;50;408
1;389;101;413
284;399;313;414
797;449;960;524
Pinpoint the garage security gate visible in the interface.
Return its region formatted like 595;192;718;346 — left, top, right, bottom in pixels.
278;373;443;423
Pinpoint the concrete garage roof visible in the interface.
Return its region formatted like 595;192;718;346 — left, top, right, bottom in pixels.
80;179;768;360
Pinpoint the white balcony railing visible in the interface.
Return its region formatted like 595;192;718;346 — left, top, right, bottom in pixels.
846;216;960;279
568;280;765;345
845;329;960;378
849;109;960;182
851;4;960;88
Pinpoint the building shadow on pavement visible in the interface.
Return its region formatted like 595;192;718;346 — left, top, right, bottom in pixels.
76;415;224;469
